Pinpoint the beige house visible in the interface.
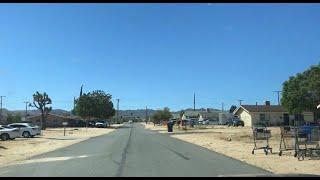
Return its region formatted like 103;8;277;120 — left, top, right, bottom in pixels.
233;103;314;127
26;113;85;127
181;111;219;121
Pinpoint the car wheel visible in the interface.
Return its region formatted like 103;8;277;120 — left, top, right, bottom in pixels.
1;133;10;141
22;131;31;138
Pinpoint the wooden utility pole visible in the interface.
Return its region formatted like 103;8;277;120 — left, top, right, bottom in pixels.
145;106;148;124
273;91;282;105
116;99;120;123
193;93;196;111
23;101;29;121
221;102;224;112
0;96;5;123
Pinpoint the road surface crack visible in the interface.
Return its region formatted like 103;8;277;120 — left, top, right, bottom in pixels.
116;124;133;177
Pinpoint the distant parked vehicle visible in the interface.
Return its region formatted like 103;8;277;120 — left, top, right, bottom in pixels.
202;119;219;125
226;118;244;127
233;118;244;127
88;121;96;127
95;120;109;128
7;123;41;138
0;125;20;141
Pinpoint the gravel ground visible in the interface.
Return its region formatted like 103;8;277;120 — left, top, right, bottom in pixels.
0;127;115;168
143;123;320;175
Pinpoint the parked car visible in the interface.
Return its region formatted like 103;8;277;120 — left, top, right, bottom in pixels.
88;121;96;127
202;119;219;125
226;118;244;127
224;119;233;126
7;123;41;138
0;125;20;141
95;120;110;128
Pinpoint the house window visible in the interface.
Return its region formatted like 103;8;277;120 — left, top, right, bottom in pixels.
294;114;305;126
260;114;265;121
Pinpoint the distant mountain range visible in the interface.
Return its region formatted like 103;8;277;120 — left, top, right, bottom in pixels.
2;107;222;118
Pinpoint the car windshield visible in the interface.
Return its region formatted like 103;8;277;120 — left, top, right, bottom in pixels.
0;3;319;177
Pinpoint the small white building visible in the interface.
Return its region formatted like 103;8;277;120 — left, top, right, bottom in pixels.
233;102;314;127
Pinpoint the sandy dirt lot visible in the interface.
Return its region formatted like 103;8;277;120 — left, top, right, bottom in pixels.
0;127;117;168
143;123;320;175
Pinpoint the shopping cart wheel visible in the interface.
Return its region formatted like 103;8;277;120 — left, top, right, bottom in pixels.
298;155;304;161
252;150;254;154
279;151;282;156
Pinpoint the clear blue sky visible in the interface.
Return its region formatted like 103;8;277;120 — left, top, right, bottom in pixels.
0;3;319;111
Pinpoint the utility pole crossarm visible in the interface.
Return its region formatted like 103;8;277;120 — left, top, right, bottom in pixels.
237;99;243;106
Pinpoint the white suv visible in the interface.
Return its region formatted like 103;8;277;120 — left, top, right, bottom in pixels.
8;123;41;138
0;125;20;141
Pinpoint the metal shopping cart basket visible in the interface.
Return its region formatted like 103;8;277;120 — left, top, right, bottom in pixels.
279;126;297;156
295;125;320;160
252;125;272;155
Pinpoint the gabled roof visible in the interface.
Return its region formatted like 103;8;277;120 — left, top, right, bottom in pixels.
233;105;286;115
183;111;219;119
27;113;73;120
171;113;181;119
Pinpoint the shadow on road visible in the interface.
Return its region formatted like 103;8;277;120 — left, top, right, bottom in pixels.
0;145;8;149
152;129;223;136
43;137;78;140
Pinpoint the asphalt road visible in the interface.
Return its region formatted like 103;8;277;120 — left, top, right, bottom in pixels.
0;123;272;177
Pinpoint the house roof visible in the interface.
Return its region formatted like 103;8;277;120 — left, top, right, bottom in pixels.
233;105;286;115
184;111;201;118
171;113;181;119
27;113;75;120
183;111;219;119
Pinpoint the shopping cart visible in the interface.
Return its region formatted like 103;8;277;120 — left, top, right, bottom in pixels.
279;126;297;156
252;126;272;155
295;125;320;160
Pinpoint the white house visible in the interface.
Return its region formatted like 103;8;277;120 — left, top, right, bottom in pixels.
233;101;314;127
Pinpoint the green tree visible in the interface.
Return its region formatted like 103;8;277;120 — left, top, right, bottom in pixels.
29;92;52;130
281;64;320;123
74;90;116;126
7;113;22;124
152;107;173;125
